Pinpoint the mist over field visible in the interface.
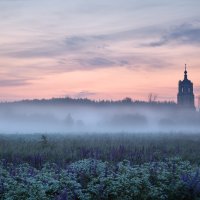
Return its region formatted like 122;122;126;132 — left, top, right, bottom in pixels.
0;100;199;134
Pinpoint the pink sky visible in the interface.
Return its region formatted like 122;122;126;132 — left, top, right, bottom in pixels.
0;0;200;102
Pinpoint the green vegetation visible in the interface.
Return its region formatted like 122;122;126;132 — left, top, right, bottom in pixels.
1;133;200;199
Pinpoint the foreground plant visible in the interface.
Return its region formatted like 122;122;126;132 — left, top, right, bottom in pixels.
0;158;199;200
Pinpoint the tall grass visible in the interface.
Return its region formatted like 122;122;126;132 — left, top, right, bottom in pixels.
1;132;200;168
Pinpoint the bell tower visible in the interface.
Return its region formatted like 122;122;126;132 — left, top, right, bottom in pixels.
177;64;195;109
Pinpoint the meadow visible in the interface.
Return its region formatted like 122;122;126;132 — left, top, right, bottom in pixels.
1;132;200;199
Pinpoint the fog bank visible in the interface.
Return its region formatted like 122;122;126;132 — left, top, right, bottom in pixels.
0;103;199;133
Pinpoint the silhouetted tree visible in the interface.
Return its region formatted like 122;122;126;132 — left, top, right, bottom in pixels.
122;97;132;104
148;93;157;103
65;114;74;127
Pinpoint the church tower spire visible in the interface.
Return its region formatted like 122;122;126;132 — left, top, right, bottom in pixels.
184;64;188;80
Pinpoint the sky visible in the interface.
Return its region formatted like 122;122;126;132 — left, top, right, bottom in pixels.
0;0;200;102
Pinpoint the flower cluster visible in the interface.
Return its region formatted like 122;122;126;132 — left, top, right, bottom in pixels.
0;158;199;200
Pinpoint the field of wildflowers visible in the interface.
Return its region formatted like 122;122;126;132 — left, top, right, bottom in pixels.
1;133;200;199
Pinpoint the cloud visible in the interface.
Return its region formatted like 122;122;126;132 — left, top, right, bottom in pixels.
65;36;88;50
78;57;115;67
56;56;130;71
2;22;199;61
1;35;107;59
52;50;171;72
0;22;192;82
0;41;66;58
149;23;200;47
73;90;96;98
0;24;160;59
0;78;30;87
